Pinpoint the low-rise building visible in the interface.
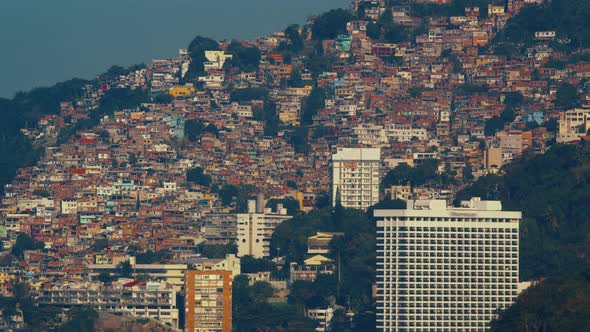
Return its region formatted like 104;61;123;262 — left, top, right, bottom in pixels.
39;279;179;328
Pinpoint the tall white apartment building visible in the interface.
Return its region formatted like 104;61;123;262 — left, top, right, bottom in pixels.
375;198;521;331
237;200;292;258
331;148;381;210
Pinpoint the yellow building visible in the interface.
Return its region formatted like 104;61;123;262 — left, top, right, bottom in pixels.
279;109;300;126
169;85;196;98
488;5;505;16
0;272;14;295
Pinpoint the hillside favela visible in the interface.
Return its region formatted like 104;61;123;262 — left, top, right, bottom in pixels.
1;0;590;331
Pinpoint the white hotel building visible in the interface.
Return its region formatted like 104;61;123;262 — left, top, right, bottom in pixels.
331;148;381;210
375;198;521;331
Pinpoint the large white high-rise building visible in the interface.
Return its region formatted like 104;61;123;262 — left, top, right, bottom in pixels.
331;147;381;210
237;199;291;258
375;198;521;331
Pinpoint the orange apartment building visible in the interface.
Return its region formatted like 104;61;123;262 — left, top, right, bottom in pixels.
185;270;232;332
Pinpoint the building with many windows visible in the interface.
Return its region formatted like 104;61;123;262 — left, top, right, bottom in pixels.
39;279;179;328
375;198;521;331
185;270;233;332
237;199;291;258
557;108;590;143
384;123;428;142
331;148;381;210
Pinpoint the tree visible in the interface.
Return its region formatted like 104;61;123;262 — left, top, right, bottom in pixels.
226;41;261;72
456;143;590;279
287;126;310;153
219;184;239;206
495;0;590;48
128;152;138;166
491;268;590;331
251;281;274;303
204;123;219;137
266;198;300;215
284;24;304;52
381;160;443;188
153;93;173;104
186;167;212;187
116;260;133;278
315;192;331;209
287;180;298;189
262;101;280;137
301;87;326;125
232;275;316;331
57;306;98;332
32;189;50;197
184;118;205;142
230;87;268;102
312;9;353;40
11;233;43;259
241;255;276;273
92;238;110;252
98;272;113;285
485;116;506;136
0;295;18;322
504;91;524;109
366;22;381;40
555;82;579;109
289;68;305;88
185;36;219;81
289;280;316;307
271;207;377;312
463;165;474;181
135;249;172;264
201;243;237;259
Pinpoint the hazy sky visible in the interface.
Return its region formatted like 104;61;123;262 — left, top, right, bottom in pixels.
0;0;349;98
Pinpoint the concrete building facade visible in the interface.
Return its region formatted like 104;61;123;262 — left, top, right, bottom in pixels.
237;199;291;258
185;270;233;332
331;148;381;210
39;280;179;328
375;198;521;331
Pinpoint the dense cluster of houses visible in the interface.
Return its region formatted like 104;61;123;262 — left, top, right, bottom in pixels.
2;0;590;330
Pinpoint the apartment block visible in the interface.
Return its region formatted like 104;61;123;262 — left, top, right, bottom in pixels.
375;198;521;331
185;270;232;332
331;148;381;210
39;280;179;328
237;199;291;258
557;108;590;143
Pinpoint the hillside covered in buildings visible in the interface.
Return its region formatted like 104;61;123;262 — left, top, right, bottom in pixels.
2;0;590;330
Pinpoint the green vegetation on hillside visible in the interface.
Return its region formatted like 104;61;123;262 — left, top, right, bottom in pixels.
301;87;325;125
496;0;590;49
186;167;212;187
185;36;220;81
382;159;455;188
491;268;590;331
271;207;377;312
456;143;590;280
484;91;523;136
226;41;261;73
0;79;88;192
232;275;317;331
184;119;219;142
312;9;352;40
